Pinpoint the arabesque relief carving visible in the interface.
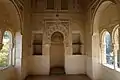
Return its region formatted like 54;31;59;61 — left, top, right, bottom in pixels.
42;19;72;55
44;20;70;46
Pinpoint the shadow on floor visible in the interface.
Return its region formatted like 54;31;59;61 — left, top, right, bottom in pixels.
50;67;65;75
26;74;91;80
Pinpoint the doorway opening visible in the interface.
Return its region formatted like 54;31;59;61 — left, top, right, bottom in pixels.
50;32;65;75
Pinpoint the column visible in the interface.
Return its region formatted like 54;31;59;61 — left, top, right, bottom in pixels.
100;42;106;64
118;28;120;68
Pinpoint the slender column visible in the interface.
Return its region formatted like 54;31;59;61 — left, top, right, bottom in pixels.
100;42;106;64
112;42;116;69
118;28;120;68
115;28;120;69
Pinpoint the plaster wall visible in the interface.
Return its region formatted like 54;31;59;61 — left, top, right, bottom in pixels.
0;67;17;80
99;4;119;29
50;44;64;67
101;66;120;80
28;55;86;75
85;19;93;79
65;55;86;74
27;9;86;75
97;4;120;80
0;1;23;80
28;55;50;75
86;3;120;80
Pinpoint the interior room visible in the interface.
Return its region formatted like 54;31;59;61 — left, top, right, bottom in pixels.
0;0;120;80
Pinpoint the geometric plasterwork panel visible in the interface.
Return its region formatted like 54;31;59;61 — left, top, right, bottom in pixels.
89;0;118;35
42;19;72;56
43;19;70;47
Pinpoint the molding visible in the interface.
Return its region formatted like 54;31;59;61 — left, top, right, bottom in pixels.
10;0;23;34
89;0;120;35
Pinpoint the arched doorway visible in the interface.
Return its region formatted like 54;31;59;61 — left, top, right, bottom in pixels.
50;32;65;75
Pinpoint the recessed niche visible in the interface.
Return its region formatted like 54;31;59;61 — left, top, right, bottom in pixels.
32;33;43;55
72;33;82;55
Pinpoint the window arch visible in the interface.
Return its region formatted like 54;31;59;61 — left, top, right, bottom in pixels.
0;31;13;67
101;31;113;65
113;26;120;68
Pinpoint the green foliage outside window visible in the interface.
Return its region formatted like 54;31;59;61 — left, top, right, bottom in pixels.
0;43;9;67
0;31;11;67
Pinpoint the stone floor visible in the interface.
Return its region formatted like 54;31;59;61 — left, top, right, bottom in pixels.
26;75;91;80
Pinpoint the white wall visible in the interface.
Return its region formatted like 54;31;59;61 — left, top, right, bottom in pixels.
28;56;50;75
0;67;17;80
86;2;120;80
101;66;120;80
28;8;86;75
50;44;64;67
86;56;93;79
65;55;86;74
28;55;86;75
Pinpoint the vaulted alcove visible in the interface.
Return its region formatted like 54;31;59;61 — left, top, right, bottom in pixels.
50;32;65;74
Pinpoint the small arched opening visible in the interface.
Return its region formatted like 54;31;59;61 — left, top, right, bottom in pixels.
101;31;113;65
50;31;65;75
112;25;120;68
0;31;12;67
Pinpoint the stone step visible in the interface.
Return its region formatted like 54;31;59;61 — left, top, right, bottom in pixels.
50;67;65;75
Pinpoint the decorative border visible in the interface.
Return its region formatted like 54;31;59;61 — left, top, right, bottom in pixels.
44;20;70;46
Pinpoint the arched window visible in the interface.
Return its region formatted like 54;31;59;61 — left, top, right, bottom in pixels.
113;27;120;68
102;31;113;65
0;31;12;67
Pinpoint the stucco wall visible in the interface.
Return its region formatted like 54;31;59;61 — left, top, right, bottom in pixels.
65;55;86;74
28;55;86;75
97;3;120;80
101;65;120;80
0;67;17;80
0;1;23;80
86;2;120;80
28;56;50;75
50;44;64;67
27;4;86;75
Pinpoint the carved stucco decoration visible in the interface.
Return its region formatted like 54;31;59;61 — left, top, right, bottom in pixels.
10;0;23;21
90;0;117;21
10;0;23;34
44;21;70;47
89;0;119;35
42;20;72;55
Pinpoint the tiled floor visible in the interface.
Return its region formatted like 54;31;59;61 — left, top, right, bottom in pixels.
26;75;91;80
